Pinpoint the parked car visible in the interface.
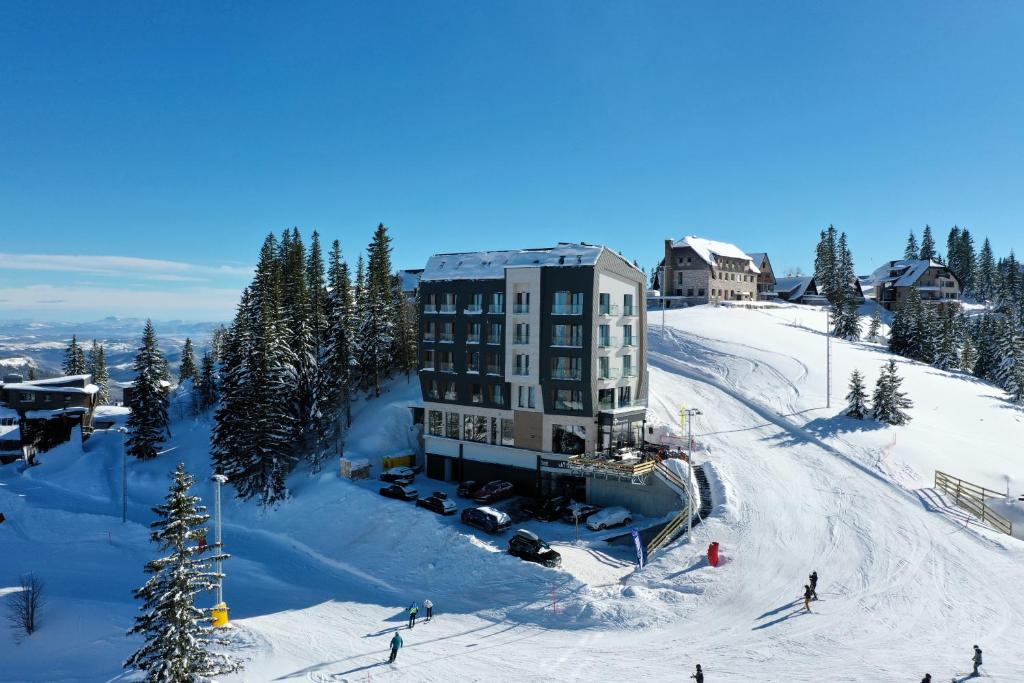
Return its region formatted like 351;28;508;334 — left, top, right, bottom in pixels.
379;484;418;501
561;502;602;524
586;506;633;531
381;466;416;483
472;480;515;504
456;480;479;498
416;491;457;516
461;506;512;534
507;529;561;568
519;495;571;522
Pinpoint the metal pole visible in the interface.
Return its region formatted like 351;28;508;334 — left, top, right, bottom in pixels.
212;474;227;605
826;307;832;409
121;429;128;524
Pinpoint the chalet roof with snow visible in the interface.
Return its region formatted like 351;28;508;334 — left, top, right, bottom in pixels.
0;374;98;396
420;243;637;281
670;236;760;274
869;259;952;288
775;276;816;300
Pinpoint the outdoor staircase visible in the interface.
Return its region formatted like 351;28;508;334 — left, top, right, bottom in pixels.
646;462;715;554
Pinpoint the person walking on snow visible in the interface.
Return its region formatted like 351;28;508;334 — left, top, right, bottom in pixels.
972;645;983;676
809;571;818;601
424;598;433;621
408;603;419;629
920;674;930;683
803;584;813;612
690;664;703;682
388;631;403;663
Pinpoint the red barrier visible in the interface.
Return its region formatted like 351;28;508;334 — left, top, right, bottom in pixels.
707;542;720;567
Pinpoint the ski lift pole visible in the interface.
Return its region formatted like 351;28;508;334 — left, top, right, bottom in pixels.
211;474;230;626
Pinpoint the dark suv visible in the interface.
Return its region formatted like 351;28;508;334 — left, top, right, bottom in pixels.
456;480;479;498
461;506;512;534
508;529;561;568
519;495;571;522
472;480;515;504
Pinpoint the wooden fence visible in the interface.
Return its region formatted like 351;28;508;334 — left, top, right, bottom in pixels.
934;470;1013;536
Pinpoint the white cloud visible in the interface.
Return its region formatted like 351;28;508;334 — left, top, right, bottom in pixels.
0;252;253;282
0;284;240;321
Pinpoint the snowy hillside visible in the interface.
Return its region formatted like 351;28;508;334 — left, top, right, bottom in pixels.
3;305;1024;682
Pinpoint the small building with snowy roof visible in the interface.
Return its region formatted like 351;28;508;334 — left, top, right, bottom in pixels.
0;373;100;459
655;235;760;305
868;259;960;311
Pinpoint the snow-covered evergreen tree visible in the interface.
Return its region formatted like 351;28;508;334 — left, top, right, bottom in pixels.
844;369;869;419
932;304;959;371
814;226;839;303
960;333;979;375
977;237;997;303
325;240;355;430
867;307;883;343
178;337;197;383
904;230;919;261
359;223;398;396
833;294;861;340
994;317;1024;396
972;313;1000;380
195;351;217;412
86;339;110;405
919;224;936;261
393;277;419;378
126;320;170;460
124;463;237;681
63;334;87;375
872;359;913;425
958;228;976;295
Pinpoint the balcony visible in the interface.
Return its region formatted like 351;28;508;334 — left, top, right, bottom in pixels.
622;305;637;316
443;389;457;400
439;304;456;314
464;305;483;315
513;335;530;345
512;366;530;376
513;304;530;314
471;393;484;404
423;305;438;314
438;334;454;343
552;304;583;315
439;362;455;373
489;305;505;314
551;367;582;380
486;364;502;376
622;336;636;347
597;336;619;348
598;395;614;410
621;367;637;378
551;336;583;348
467;333;481;344
599;304;619;316
597;368;620;381
554;397;584;411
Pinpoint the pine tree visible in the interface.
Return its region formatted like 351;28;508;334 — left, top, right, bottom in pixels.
872;359;913;425
994;317;1024;393
63;334;87;375
833;294;861;340
958;228;976;295
844;369;869;419
124;463;237;681
932;304;959;371
359;224;398;396
972;313;1000;380
126;321;171;460
867;307;883;343
393;280;419;378
178;338;197;384
946;226;962;276
919;224;936;261
904;230;919;261
195;351;217;412
87;340;110;405
326;240;355;431
960;333;979;375
977;238;997;303
814;226;839;303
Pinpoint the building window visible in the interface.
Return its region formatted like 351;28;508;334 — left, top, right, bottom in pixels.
440;322;454;343
463;414;488;442
623;294;634;316
513;354;530;376
427;381;440;399
486;352;501;375
466;293;483;314
528;386;537;409
424;293;438;313
446;412;460;438
598;388;614;410
489;292;504;313
21;392;33;403
470;384;483;404
553;389;583;411
623;325;634;347
552;291;583;315
551;356;581;380
598;324;611;347
424;321;436;341
501;418;515;446
490;416;499;444
428;410;443;436
439;351;454;372
440;292;456;313
599;356;611;379
491;384;504;405
467;351;480;373
552;324;583;347
599;293;616;315
487;322;502;344
623;354;634;378
518;385;526;408
552;424;586;454
618;386;632;408
514;323;530;344
467;322;482;344
698;288;705;296
687;288;694;297
423;349;435;370
444;382;457;400
514;291;530;314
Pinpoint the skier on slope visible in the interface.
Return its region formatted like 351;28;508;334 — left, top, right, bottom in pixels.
809;571;818;601
919;674;930;683
408;603;419;629
424;598;434;621
803;584;813;612
389;631;403;663
690;663;703;682
972;645;983;676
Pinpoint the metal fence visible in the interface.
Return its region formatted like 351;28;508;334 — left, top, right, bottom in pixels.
934;470;1012;536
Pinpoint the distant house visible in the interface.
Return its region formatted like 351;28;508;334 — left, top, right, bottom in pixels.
868;259;960;311
0;373;100;461
656;236;760;305
775;276;865;306
747;253;777;300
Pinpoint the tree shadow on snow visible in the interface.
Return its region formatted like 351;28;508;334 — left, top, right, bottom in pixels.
763;414;886;448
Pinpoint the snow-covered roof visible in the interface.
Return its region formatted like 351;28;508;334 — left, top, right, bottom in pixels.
420;243;622;281
672;236;760;274
25;407;88;419
17;374;93;387
775;276;814;300
2;382;98;396
869;259;949;288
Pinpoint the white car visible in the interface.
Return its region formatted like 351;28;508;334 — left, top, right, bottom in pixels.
586;506;633;531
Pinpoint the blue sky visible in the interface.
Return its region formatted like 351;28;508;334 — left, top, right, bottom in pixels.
2;1;1023;321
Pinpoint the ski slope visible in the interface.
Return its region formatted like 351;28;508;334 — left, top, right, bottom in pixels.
2;305;1023;682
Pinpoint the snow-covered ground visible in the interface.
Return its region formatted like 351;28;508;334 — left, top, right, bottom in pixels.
2;305;1024;682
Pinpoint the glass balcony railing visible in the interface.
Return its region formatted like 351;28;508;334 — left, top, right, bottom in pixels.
554;398;584;411
439;334;454;343
552;304;583;315
597;336;619;348
439;304;456;313
598;368;619;380
551;337;583;347
551;367;582;380
489;305;505;314
599;304;619;316
439;362;455;372
513;304;530;314
622;336;636;347
621;367;637;378
513;335;530;345
464;305;483;314
423;305;438;314
486;365;502;375
512;366;530;376
622;305;637;316
467;334;481;344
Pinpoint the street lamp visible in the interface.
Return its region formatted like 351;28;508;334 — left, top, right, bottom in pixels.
117;427;128;523
211;474;228;607
683;408;703;542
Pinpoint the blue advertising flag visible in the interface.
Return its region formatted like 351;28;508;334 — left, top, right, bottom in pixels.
631;528;645;569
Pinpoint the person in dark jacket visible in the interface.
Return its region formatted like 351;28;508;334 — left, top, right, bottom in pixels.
809;571;818;601
389;632;403;663
803;584;813;612
920;674;930;683
972;645;982;676
408;604;419;629
690;664;703;682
